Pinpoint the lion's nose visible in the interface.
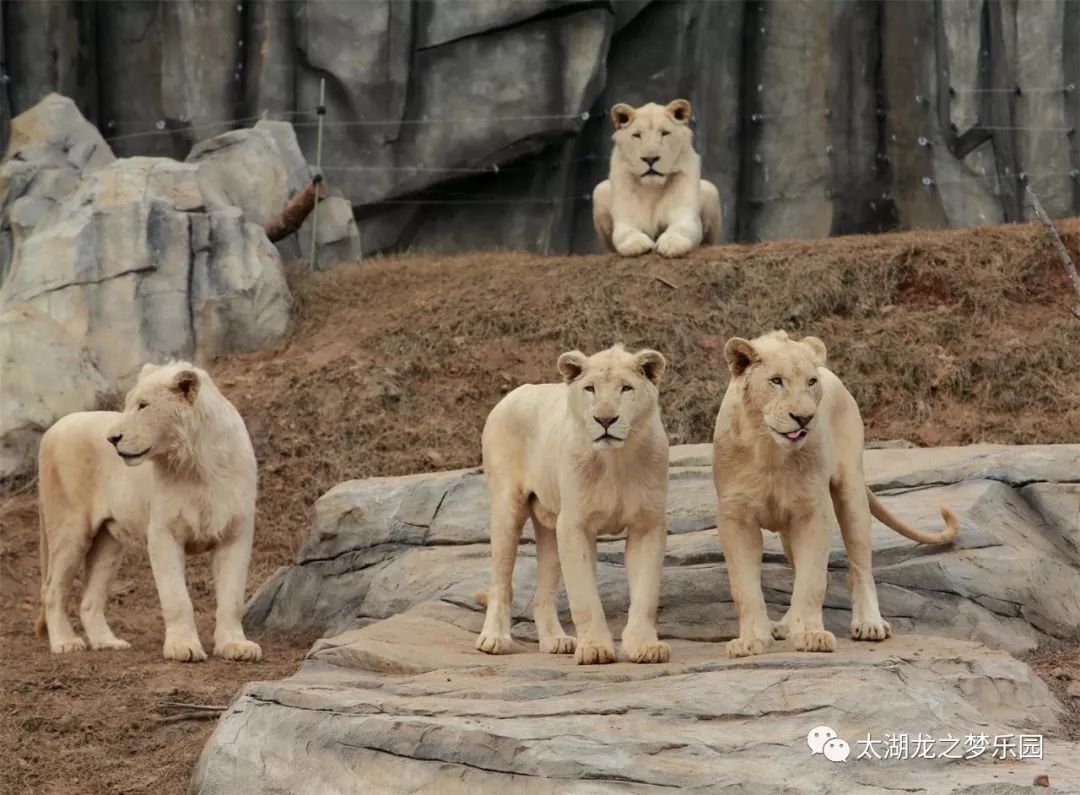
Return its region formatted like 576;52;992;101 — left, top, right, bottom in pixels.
641;156;659;166
594;415;618;429
107;433;122;447
790;413;814;428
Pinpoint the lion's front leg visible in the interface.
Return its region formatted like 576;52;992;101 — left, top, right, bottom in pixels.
783;514;836;653
656;212;702;258
621;514;669;664
556;518;615;665
147;523;206;662
718;515;773;658
211;520;263;662
612;221;655;257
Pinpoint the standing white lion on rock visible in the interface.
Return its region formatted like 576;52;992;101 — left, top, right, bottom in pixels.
593;98;722;257
476;344;671;665
36;361;262;662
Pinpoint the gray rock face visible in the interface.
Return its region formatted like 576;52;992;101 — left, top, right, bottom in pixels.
245;443;1080;658
210;443;1080;791
0;96;295;476
198;608;1079;793
0;304;109;480
5;3;1077;253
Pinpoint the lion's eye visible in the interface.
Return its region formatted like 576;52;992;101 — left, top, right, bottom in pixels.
137;400;149;410
584;385;595;394
808;377;818;387
632;132;642;139
769;376;783;386
621;384;634;393
661;131;670;137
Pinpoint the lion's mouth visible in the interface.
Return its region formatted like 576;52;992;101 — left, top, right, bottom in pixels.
117;447;152;461
593;432;626;446
641;168;664;178
772;428;808;443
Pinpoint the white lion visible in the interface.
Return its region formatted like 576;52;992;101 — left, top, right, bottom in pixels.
712;331;958;658
593;98;722;257
476;344;671;665
36;361;262;662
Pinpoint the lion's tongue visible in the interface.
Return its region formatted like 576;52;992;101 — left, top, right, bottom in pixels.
785;430;804;441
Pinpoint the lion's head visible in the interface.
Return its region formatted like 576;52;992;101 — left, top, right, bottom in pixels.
723;330;827;450
557;344;667;451
610;99;696;186
107;362;205;467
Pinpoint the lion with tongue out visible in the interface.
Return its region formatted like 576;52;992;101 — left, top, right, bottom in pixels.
711;330;958;659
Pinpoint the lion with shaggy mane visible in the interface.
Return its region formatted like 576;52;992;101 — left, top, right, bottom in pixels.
593;99;722;257
712;331;958;658
37;361;262;662
476;344;671;665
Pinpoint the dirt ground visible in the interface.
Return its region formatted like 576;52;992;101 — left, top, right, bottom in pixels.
2;218;1079;794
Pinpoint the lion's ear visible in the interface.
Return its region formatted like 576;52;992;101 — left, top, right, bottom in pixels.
800;336;827;367
611;103;635;129
139;362;160;379
724;338;759;377
636;349;667;385
557;351;587;383
172;369;200;403
666;99;692;125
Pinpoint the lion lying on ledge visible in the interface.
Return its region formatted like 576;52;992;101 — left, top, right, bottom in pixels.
36;362;262;662
593;98;722;257
713;331;958;658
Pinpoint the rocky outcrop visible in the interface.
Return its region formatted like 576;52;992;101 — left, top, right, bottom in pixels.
0;95;302;476
0;304;108;480
245;443;1080;658
4;2;1077;254
201;443;1080;792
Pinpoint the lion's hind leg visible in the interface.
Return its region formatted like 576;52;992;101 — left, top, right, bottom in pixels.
476;491;529;655
532;516;576;654
592;180;616;252
81;528;130;650
832;479;891;642
699;179;722;245
41;514;93;654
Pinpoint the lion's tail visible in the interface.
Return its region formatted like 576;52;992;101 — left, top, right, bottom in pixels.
473;591;488;608
867;489;959;546
35;496;48;638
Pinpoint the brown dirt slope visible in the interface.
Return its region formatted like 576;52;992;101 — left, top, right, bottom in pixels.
2;218;1079;794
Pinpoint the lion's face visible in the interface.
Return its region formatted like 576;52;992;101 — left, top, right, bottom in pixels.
558;345;666;451
610;99;695;186
107;363;202;467
724;331;827;450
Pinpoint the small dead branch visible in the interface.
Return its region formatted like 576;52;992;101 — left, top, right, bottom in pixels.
157;701;227;712
265;181;330;243
1025;184;1080;319
653;275;679;290
153;711;223;724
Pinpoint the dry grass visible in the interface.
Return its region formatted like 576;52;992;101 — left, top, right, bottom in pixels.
211;219;1080;574
2;218;1079;794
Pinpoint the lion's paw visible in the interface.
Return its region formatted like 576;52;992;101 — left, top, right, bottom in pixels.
771;621;790;640
90;637;131;651
215;640;263;662
726;636;769;658
851;619;891;642
163;637;208;662
50;637;87;654
625;640;671;664
539;635;577;655
575;642;617;665
476;633;516;655
792;630;836;653
615;232;655;257
656;231;694;258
